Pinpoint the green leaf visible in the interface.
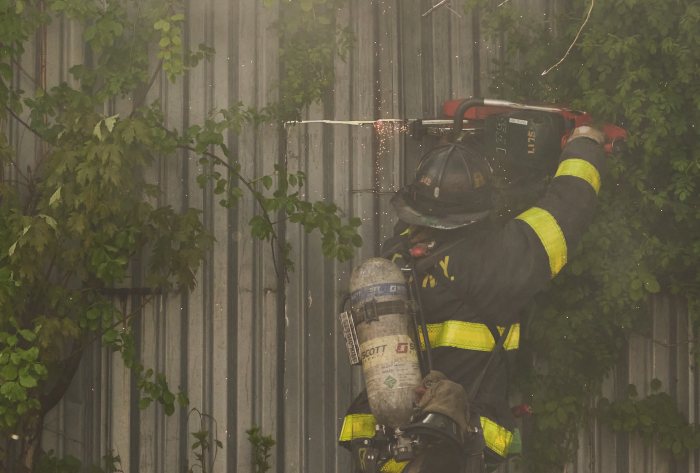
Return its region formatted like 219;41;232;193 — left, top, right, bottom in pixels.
18;329;36;342
93;122;103;141
0;364;18;381
49;186;62;207
177;392;189;407
154;19;169;31
104;114;119;133
39;214;57;230
138;397;152;410
672;440;682;456
18;374;37;388
0;63;11;81
262;175;273;190
643;276;661;293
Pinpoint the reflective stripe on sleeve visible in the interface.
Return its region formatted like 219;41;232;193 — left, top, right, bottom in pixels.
516;207;567;277
554;158;601;194
339;413;377;441
500;323;520;350
380;459;408;472
480;416;514;457
419;322;520;351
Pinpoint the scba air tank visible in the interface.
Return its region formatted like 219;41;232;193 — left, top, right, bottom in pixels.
349;258;422;428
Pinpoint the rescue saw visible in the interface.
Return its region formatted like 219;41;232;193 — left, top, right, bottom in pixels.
412;97;627;177
410;97;627;217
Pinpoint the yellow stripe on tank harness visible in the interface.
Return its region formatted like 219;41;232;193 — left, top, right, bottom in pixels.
516;207;567;277
380;459;408;472
339;413;377;441
554;158;601;194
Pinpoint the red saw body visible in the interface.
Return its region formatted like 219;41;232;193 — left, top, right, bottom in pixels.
409;98;627;179
441;98;627;154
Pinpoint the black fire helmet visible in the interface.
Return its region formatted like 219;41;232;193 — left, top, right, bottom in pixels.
391;141;493;230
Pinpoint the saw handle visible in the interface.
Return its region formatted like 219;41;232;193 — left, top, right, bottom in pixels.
601;123;628;154
561;122;628;154
451;98;485;133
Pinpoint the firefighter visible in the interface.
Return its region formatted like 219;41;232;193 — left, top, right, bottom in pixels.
339;125;607;472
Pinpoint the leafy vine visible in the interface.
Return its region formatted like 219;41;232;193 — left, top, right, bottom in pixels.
0;0;358;470
466;0;700;470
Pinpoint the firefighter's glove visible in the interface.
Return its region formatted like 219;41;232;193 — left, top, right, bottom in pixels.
414;370;470;433
568;125;605;145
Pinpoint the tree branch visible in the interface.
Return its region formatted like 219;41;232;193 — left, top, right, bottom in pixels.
4;106;46;143
132;60;163;113
541;0;595;76
39;341;84;417
10;58;39;88
179;144;285;279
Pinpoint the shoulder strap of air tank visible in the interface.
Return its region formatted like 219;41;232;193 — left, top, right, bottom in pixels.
350;299;409;324
467;324;512;401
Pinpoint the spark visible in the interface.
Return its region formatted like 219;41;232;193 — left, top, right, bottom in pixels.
374;120;409;158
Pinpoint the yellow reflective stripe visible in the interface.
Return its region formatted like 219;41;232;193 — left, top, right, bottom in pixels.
339;413;376;441
419;321;520;351
380;459;408;472
480;416;513;457
516;207;567;277
554;158;601;194
501;323;520;349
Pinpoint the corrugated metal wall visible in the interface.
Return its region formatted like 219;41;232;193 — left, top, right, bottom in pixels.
4;1;694;472
573;295;699;473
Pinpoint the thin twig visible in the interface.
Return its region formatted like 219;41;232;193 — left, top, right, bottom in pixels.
5;106;45;142
541;0;595;76
132;60;164;113
423;0;449;17
4;105;52;188
10;58;40;88
423;0;461;18
179;145;285;280
66;294;155;360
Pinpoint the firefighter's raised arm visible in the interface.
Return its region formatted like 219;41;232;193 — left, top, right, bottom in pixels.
450;125;607;324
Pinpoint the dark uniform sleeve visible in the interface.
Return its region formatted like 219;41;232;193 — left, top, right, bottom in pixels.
449;137;606;325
